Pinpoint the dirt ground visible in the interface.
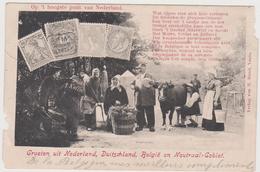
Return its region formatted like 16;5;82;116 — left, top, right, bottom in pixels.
71;101;244;150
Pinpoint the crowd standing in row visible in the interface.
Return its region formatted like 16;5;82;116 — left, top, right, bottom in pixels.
39;63;225;140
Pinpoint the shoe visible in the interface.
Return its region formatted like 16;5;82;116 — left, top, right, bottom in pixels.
188;119;198;128
87;128;93;131
193;123;198;128
135;126;143;131
68;133;84;141
69;136;84;141
168;126;173;131
149;127;155;132
161;124;167;130
187;123;195;127
174;124;186;128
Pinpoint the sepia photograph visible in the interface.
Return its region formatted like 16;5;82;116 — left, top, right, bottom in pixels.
3;3;257;171
15;10;246;150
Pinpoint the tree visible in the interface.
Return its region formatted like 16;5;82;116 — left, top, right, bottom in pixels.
218;18;246;92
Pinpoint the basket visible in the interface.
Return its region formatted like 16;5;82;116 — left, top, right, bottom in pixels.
40;108;66;132
109;106;137;135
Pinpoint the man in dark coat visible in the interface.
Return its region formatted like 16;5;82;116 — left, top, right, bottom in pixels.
38;66;62;111
38;66;84;141
190;74;201;93
60;74;85;140
131;63;157;132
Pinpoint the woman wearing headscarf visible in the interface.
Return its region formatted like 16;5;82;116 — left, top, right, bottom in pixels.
81;68;102;131
202;70;224;131
104;75;129;131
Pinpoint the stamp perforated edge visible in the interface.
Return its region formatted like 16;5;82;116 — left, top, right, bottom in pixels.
18;29;54;71
44;18;80;61
78;22;107;57
105;24;136;60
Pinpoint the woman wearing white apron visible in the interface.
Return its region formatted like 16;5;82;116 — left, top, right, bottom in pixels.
202;72;224;131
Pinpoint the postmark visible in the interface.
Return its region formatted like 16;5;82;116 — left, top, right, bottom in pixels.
18;29;54;71
105;24;135;60
78;23;107;57
45;19;79;60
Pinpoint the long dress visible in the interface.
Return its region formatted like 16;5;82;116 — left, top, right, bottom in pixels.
82;77;101;129
202;79;224;131
104;85;129;131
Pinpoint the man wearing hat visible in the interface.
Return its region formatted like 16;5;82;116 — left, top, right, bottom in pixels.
131;63;157;132
38;65;62;111
39;66;84;141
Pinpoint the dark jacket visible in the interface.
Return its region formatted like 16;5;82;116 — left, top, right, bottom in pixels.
38;76;56;110
190;79;201;92
132;73;156;106
104;85;129;114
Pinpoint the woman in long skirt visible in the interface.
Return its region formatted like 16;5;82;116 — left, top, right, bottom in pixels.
81;68;101;131
202;72;224;131
104;75;129;131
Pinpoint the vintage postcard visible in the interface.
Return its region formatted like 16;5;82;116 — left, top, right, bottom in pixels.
3;3;257;172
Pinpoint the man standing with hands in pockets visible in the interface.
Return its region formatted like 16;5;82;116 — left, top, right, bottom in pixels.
131;63;157;132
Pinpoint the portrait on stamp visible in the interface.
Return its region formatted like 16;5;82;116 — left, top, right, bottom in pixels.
18;29;54;71
78;23;107;57
106;24;135;60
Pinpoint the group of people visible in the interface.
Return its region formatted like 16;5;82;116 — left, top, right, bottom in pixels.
173;72;224;132
130;64;225;133
38;62;225;141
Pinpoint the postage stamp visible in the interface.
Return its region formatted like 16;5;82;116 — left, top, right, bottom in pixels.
45;18;79;61
18;29;54;71
78;23;107;57
105;24;135;60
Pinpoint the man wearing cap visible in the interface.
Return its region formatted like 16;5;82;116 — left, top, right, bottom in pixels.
131;63;157;132
190;74;201;93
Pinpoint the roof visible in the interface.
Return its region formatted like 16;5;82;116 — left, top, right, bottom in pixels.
120;70;135;78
